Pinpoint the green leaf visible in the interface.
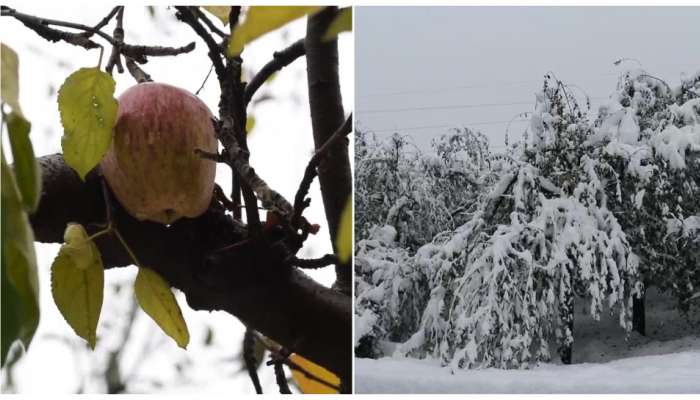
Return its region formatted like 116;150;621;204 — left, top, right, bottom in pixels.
135;267;189;349
322;7;352;42
202;6;231;25
58;67;118;180
335;197;352;264
1;43;22;116
7;113;41;212
228;6;323;57
51;223;104;349
1;148;40;365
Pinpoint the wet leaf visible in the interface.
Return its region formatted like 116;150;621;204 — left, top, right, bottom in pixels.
51;223;104;349
7;113;40;212
1;148;40;365
135;267;189;349
58;67;118;180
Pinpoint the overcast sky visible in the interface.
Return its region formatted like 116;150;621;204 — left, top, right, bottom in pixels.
356;6;700;151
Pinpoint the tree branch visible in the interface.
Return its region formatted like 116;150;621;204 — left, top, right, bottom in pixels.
305;8;352;296
245;39;306;105
29;154;351;388
293;114;352;227
1;6;195;62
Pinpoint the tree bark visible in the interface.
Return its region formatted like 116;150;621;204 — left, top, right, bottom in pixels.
305;7;352;296
632;291;646;336
29;154;351;391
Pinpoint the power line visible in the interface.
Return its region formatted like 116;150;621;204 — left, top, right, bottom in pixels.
358;97;608;115
358;73;619;99
358;80;541;98
359;101;533;114
366;118;530;133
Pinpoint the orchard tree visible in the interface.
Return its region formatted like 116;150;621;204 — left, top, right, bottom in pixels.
1;5;352;394
357;69;699;370
595;69;700;332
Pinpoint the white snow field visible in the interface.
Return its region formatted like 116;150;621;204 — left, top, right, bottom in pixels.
356;289;700;393
356;348;700;394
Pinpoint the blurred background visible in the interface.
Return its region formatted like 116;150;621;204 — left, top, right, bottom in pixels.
0;4;352;394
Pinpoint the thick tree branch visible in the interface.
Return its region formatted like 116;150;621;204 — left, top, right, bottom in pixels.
305;8;352;295
29;154;351;387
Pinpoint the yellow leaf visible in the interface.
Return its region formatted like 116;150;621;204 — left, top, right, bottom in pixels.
202;6;230;25
1;43;22;116
246;115;255;134
335;197;352;263
323;7;352;42
51;223;104;349
290;354;340;394
61;223;96;270
228;6;322;57
134;267;189;349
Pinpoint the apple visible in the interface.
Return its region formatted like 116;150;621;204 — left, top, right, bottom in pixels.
100;82;218;224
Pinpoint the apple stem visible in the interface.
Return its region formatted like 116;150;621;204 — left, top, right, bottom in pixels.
87;227;112;242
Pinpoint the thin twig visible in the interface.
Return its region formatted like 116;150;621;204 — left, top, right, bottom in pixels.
194;148;226;163
84;6;120;37
243;328;263;394
125;57;152;83
256;332;341;393
287;254;337;270
2;6;196;61
174;6;225;79
273;362;292;394
105;6;124;74
292;114;352;227
244;39;305;105
194;7;228;39
195;63;215;95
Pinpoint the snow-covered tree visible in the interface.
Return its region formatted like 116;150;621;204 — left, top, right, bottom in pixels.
355;69;699;370
354;225;427;358
397;76;641;368
594;69;700;314
355;128;492;251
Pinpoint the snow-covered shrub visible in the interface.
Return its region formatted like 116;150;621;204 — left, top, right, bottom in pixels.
355;128;493;251
355;225;428;358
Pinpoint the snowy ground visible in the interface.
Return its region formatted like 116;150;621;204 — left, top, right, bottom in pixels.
356;289;700;393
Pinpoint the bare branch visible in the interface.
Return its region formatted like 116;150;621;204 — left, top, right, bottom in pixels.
245;39;306;105
243;328;263;394
124;57;152;83
293;114;352;227
287;254;338;270
194;7;227;39
105;6;124;74
1;6;196;63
